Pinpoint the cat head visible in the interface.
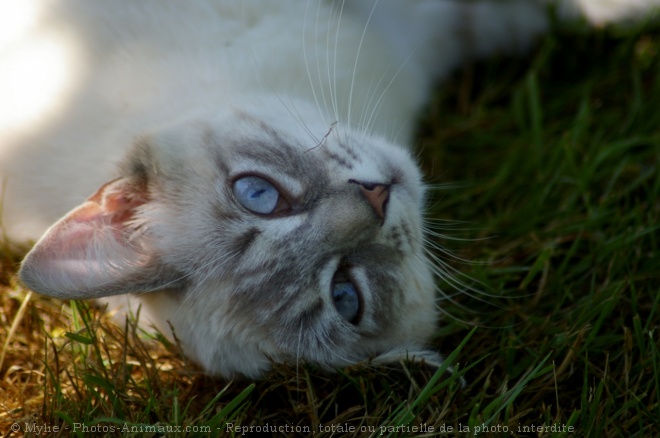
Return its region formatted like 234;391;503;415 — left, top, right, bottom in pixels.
19;97;440;378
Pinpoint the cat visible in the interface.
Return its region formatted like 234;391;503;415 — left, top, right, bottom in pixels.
0;1;656;378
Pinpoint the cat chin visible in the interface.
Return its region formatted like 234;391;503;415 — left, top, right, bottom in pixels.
95;241;439;379
100;292;273;378
100;288;442;379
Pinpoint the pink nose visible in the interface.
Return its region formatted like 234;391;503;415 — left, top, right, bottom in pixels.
353;181;390;221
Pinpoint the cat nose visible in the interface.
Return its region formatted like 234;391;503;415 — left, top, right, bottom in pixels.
350;180;390;221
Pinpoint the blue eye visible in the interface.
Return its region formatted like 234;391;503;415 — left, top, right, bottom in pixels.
332;281;360;324
233;176;281;214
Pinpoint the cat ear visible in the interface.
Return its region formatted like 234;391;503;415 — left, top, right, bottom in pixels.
19;177;172;299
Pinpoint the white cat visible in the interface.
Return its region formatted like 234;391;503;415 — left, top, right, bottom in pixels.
0;1;656;378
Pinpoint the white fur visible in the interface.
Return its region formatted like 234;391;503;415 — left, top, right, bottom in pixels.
0;0;554;242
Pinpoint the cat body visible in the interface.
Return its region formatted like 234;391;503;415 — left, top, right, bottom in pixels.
1;1;655;377
0;0;557;242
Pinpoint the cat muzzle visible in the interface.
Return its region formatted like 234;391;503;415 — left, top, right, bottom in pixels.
349;180;390;222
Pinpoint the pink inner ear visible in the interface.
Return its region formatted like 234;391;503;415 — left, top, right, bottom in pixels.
89;177;147;224
19;177;152;299
54;178;148;251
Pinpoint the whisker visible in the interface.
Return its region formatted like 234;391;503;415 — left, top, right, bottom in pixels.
348;0;379;132
246;51;321;147
296;320;303;382
423;249;497;300
424;181;472;191
313;325;361;366
313;0;331;122
423;239;483;265
303;0;326;132
364;49;415;139
423;225;478;236
358;68;386;135
325;1;339;123
423;217;473;227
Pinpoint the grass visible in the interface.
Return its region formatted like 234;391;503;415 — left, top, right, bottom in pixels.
1;20;659;438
